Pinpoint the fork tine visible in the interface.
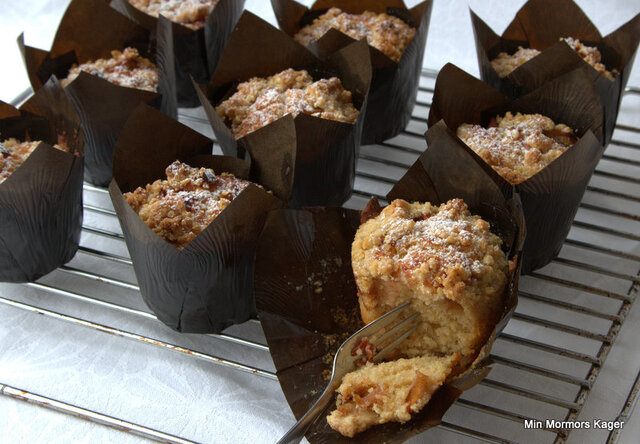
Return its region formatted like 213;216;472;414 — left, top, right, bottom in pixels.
373;321;420;363
372;312;420;349
358;301;412;336
333;301;413;376
277;302;421;443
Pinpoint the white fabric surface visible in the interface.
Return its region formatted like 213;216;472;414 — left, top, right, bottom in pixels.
0;1;639;443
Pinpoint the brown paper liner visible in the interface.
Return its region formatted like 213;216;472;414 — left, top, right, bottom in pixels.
427;63;603;274
18;0;177;187
195;11;372;208
254;160;524;441
272;0;433;144
110;0;245;107
109;103;292;333
0;78;84;282
470;0;640;145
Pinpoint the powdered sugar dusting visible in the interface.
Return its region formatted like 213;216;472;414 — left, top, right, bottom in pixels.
60;47;158;92
215;68;359;139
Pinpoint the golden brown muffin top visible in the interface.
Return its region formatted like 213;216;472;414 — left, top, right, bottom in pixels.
123;161;260;248
294;7;416;63
491;37;617;80
337;198;509;436
457;112;577;184
352;199;509;358
215;68;359;139
128;0;218;30
353;199;507;304
0;138;68;183
60;47;158;92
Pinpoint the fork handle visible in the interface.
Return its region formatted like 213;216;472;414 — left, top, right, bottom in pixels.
277;383;337;444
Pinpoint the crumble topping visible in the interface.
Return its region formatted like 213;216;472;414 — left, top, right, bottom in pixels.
0;138;68;183
123;161;261;248
327;198;509;436
294;7;416;63
491;37;616;80
60;47;158;92
457;112;577;184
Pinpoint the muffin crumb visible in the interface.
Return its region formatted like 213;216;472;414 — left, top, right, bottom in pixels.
0;138;68;183
128;0;218;30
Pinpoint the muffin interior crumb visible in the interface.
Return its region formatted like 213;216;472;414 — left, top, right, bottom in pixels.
294;7;416;63
457;112;577;184
60;47;158;92
215;68;359;139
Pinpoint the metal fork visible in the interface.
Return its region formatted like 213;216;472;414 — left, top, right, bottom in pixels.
277;302;420;444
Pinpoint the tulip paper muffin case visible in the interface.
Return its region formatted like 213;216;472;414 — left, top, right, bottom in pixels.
272;0;433;145
19;0;177;187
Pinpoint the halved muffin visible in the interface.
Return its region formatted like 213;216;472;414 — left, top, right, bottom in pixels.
327;198;509;436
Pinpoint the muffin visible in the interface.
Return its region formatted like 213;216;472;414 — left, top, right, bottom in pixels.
490;37;617;80
60;47;158;92
215;68;359;139
457;112;578;185
0;138;69;183
293;7;416;63
127;0;219;30
123;160;264;248
327;198;509;436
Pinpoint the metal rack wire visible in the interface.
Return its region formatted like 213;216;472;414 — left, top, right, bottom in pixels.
1;69;639;443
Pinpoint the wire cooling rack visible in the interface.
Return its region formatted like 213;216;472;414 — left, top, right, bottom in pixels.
1;69;639;443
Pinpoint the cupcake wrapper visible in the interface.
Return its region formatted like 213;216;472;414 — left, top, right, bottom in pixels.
470;0;640;145
195;11;372;208
254;169;524;442
272;0;433;144
0;78;84;283
427;63;604;274
18;0;177;187
111;0;245;106
109;103;285;333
